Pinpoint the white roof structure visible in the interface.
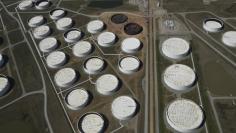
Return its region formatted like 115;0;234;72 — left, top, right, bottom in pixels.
161;37;190;60
0;54;5;67
64;29;82;43
121;37;142;53
33;25;51;39
222;31;236;47
87;20;105;34
46;51;67;68
39;37;58;52
84;57;105;74
54;68;78;87
65;89;89;110
49;9;66;20
203;18;224;33
79;113;105;133
35;0;50;10
166;99;204;133
0;77;10;96
111;96;137;120
97;32;116;47
163;64;196;93
56;17;73;30
72;41;92;57
28;15;45;28
119;56;141;74
18;0;33;10
96;74;119;95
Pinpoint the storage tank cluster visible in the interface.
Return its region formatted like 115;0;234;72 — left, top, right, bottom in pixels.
18;0;51;10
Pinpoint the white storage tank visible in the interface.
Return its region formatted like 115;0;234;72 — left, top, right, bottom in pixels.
18;0;33;10
0;76;10;96
54;68;78;87
49;8;66;20
46;51;67;68
39;37;58;52
83;57;105;75
203;18;224;33
95;74;119;95
33;25;51;39
56;17;73;30
121;37;142;54
78;113;106;133
65;88;89;110
165;99;205;133
111;96;138;120
118;56;141;74
63;28;82;43
163;64;196;93
161;37;190;60
222;31;236;47
72;41;92;57
97;32;116;47
87;20;105;34
28;15;46;28
0;54;5;67
35;0;50;10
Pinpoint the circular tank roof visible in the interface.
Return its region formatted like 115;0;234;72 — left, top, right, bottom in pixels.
111;14;128;24
166;99;204;133
121;37;142;53
72;41;92;57
33;25;51;39
124;23;143;35
56;17;73;30
112;96;137;120
119;56;141;74
35;0;50;10
46;51;67;68
39;37;58;53
87;20;104;34
97;32;116;47
65;89;89;110
163;64;196;93
84;57;105;75
161;37;190;60
49;9;66;20
222;31;236;47
28;15;45;28
18;0;33;10
0;54;5;67
96;74;119;95
0;77;10;96
79;113;105;133
64;28;82;43
54;68;78;87
203;18;223;33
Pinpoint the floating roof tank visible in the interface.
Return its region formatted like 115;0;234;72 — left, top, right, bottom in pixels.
78;113;106;133
165;99;205;133
72;41;92;57
118;56;141;74
111;96;138;120
35;0;50;10
0;54;5;67
161;37;190;60
0;76;10;96
83;57;105;75
163;64;196;93
18;0;33;10
49;8;66;20
95;74;119;95
46;51;67;68
65;88;89;110
121;37;142;53
97;32;116;47
87;20;105;34
56;17;73;30
222;31;236;47
39;37;58;52
33;25;51;39
28;15;46;28
63;28;82;43
203;18;224;33
54;68;78;87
